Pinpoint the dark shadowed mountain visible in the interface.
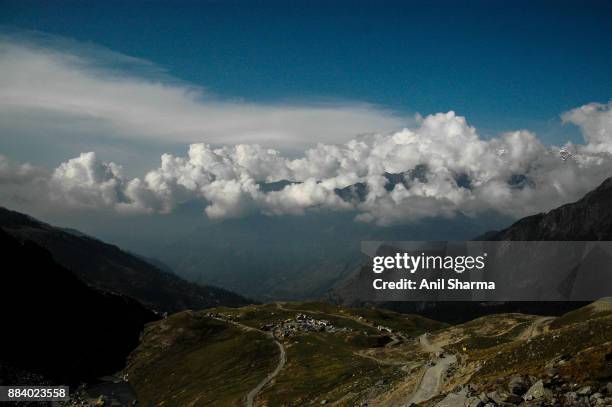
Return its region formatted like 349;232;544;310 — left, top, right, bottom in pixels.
0;228;157;384
328;177;612;323
478;177;612;241
257;179;299;192
0;207;251;313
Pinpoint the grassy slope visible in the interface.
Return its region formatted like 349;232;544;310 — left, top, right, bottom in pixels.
441;313;537;353
124;311;278;406
125;302;444;406
344;307;449;336
549;297;612;329
261;332;394;406
205;303;406;405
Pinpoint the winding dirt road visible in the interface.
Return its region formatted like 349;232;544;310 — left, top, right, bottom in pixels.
404;334;456;406
245;338;286;407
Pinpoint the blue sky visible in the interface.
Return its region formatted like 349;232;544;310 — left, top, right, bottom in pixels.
2;0;611;144
2;1;612;235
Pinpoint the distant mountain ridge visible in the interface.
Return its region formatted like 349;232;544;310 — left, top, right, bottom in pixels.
0;207;251;313
266;166;527;205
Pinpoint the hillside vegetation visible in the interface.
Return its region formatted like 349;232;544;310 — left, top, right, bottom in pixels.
124;300;612;406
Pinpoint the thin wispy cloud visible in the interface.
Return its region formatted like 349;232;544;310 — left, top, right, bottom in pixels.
0;33;409;150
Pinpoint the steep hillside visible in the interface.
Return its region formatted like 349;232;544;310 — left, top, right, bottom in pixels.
0;229;157;385
480;177;612;241
124;311;280;406
0;207;251;313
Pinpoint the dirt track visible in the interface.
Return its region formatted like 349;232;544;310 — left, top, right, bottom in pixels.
403;334;456;406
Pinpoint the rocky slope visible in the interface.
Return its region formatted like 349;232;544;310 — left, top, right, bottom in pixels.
478;177;612;241
0;207;251;313
411;298;612;407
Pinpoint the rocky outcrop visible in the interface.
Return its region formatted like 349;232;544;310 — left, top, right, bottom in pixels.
432;377;612;407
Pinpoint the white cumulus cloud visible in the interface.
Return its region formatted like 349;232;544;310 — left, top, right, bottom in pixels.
562;101;612;154
4;103;610;225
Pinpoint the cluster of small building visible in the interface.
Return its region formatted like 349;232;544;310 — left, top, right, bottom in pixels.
261;313;351;338
205;311;236;321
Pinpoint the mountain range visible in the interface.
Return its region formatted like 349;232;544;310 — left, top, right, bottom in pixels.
327;177;612;322
147;206;507;301
132;170;565;301
0;207;251;313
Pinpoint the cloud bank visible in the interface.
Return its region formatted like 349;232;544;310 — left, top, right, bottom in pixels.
3;103;612;225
